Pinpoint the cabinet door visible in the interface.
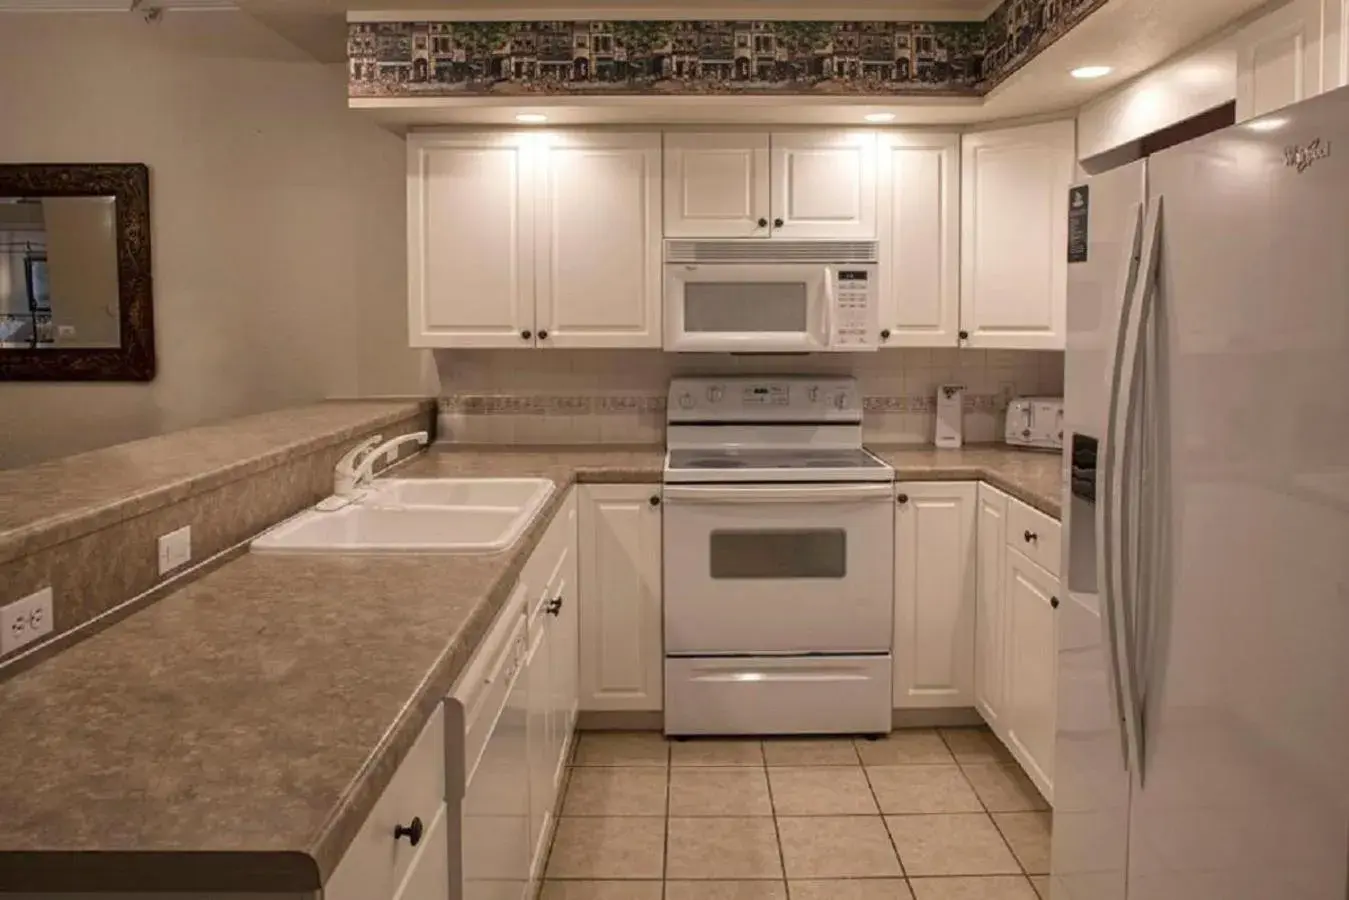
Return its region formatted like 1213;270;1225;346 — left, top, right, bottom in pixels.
537;134;662;348
664;132;771;238
578;485;664;711
408;134;535;348
975;484;1010;733
1325;0;1347;94
771;131;878;239
1235;0;1327;121
1004;546;1059;801
524;610;551;884
893;482;977;708
391;805;449;900
877;132;961;347
960;120;1075;350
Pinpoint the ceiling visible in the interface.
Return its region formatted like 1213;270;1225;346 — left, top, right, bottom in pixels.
237;0;1276;126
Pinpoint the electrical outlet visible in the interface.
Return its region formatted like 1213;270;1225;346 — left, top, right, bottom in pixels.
1;587;54;655
158;525;192;576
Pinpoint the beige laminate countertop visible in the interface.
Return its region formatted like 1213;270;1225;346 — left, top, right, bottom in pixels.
0;444;1059;894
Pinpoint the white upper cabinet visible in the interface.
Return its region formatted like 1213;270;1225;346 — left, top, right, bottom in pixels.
408;130;661;349
771;131;878;239
877;132;961;347
664;132;771;238
578;485;664;712
1235;0;1337;121
664;131;876;239
408;134;534;348
893;482;977;709
537;133;662;348
960;120;1075;350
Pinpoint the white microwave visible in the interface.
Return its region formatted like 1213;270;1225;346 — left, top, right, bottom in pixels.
664;240;880;353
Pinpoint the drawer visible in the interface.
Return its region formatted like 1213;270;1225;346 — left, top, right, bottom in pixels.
392;802;449;900
1006;498;1061;577
326;705;446;900
665;655;893;736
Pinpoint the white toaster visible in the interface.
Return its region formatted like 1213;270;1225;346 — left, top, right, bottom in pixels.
1005;397;1064;450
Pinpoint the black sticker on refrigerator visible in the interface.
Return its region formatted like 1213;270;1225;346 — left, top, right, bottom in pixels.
1068;185;1090;263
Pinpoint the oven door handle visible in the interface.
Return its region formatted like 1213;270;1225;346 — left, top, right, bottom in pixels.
663;484;894;504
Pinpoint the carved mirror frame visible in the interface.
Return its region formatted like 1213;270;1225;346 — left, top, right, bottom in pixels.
0;163;155;381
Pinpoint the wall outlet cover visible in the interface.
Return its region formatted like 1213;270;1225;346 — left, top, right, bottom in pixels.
1;587;54;655
158;525;192;576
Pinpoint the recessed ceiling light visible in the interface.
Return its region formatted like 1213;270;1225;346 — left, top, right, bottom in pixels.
1071;65;1113;80
515;113;548;124
864;112;897;123
1247;117;1288;133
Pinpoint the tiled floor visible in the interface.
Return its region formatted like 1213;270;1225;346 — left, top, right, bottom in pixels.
542;727;1052;900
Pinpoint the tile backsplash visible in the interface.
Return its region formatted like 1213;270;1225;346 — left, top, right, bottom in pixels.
435;349;1064;446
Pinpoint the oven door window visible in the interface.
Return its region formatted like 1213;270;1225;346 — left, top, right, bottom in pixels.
708;529;847;579
683;282;809;334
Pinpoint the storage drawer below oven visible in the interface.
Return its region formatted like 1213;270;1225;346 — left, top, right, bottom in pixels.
664;655;893;736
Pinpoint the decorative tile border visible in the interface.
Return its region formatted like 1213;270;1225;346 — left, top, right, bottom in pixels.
349;1;1108;98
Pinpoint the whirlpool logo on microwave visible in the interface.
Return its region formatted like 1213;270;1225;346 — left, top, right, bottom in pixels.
1284;138;1332;173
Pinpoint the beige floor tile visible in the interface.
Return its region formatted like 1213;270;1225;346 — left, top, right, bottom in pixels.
669;767;773;816
671;738;765;767
909;876;1040;900
540;881;664;900
884;813;1021;876
545;816;666;879
776;816;904;879
666;816;784;879
994;812;1053;874
561;767;668;816
939;728;1015;764
865;765;984;814
763;737;861;766
790;879;914;899
666;881;789;900
856;730;955;765
572;732;669;767
1029;876;1050;898
960;764;1049;812
770;767;879;815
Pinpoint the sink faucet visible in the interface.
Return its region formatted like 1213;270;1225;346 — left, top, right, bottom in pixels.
333;434;383;497
348;431;430;490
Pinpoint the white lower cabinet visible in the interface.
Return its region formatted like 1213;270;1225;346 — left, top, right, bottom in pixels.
892;482;977;708
578;485;664;712
972;483;1061;804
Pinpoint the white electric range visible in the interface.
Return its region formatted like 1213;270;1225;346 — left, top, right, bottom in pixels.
662;377;896;737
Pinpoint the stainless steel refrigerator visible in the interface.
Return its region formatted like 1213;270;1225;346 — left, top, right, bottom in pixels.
1056;86;1349;900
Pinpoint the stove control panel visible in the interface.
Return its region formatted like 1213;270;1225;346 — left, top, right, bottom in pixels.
668;377;862;423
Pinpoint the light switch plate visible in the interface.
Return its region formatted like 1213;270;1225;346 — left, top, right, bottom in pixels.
158;525;192;576
1;587;54;655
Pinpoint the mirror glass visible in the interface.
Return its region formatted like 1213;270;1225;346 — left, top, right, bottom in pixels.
0;196;121;349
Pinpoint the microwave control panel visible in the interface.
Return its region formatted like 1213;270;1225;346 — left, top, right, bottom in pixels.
834;269;877;348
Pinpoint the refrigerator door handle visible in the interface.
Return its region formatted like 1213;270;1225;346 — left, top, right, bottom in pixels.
1097;200;1146;774
1112;194;1164;787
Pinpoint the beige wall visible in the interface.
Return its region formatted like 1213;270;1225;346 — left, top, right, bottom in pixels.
0;11;432;470
43;197;120;347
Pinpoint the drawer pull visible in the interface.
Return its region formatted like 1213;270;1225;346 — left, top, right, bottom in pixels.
1024;529;1039;543
394;817;424;847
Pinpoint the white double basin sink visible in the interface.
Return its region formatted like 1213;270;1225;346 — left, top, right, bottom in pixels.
251;478;555;555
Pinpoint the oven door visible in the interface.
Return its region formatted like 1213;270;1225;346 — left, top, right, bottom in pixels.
663;483;894;654
664;263;832;353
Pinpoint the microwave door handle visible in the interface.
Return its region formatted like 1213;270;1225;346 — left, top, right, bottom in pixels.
821;267;836;347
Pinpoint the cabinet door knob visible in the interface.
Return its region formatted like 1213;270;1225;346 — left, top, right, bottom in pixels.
773;217;784;228
959;330;970;341
649;495;661;507
897;493;909;504
1024;530;1038;543
520;329;532;340
547;596;564;616
1051;596;1061;609
758;217;769;227
880;329;891;340
394;816;424;846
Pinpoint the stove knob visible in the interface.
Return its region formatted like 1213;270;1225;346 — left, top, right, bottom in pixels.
679;392;695;410
707;386;724;403
833;392;850;410
807;386;820;403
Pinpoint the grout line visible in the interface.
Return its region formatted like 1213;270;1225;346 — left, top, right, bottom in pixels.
763;740;791;886
861;749;908;881
663;735;672;890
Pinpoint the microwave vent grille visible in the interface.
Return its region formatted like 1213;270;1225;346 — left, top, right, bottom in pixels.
665;240;879;264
